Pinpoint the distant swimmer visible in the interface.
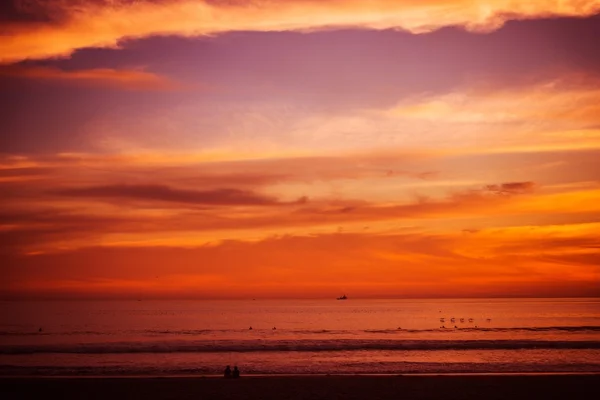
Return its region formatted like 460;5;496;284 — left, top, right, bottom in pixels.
454;325;458;329
460;318;465;323
468;318;474;322
440;318;445;322
38;327;42;332
272;326;276;330
249;326;253;330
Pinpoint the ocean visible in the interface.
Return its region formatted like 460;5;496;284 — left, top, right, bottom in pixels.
1;298;599;376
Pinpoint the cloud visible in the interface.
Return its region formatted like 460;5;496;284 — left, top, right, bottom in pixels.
0;65;177;91
1;0;599;63
5;184;598;254
0;0;55;23
4;18;600;154
382;77;600;154
3;2;600;300
0;149;440;189
388;75;600;125
53;184;303;206
484;181;536;195
2;148;600;255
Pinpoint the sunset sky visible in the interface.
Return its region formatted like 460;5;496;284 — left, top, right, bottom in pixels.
2;0;600;299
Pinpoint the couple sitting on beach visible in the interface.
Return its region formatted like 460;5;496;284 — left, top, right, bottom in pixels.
224;365;240;379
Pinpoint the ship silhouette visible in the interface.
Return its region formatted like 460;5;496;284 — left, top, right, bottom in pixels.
336;294;348;300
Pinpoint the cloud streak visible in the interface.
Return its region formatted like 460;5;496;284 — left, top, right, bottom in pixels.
1;0;599;63
0;65;177;90
53;184;305;206
485;181;536;195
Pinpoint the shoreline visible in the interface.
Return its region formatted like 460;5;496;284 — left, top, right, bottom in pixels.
3;371;600;379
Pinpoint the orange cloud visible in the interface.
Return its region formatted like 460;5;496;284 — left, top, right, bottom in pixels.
4;181;600;254
1;0;599;63
2;147;600;254
2;143;600;300
384;76;600;153
3;152;599;299
0;66;177;90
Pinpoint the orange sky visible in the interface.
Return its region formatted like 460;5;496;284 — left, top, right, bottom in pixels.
1;0;600;299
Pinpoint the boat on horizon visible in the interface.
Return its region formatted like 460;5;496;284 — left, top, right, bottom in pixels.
336;294;348;300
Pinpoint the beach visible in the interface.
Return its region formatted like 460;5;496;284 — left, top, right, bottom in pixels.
2;374;600;400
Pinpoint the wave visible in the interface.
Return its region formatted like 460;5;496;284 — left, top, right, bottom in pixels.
2;339;600;355
2;326;600;336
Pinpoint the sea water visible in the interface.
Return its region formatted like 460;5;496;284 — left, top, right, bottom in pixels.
1;298;599;376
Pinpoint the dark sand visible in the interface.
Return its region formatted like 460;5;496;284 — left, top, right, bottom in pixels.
2;374;600;400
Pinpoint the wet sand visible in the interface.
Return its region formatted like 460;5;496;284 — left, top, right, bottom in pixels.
2;374;599;400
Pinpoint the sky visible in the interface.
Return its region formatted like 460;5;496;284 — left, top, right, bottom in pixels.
1;0;600;299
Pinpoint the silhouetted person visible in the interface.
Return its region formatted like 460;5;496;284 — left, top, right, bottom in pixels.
249;326;252;330
232;366;240;378
224;365;232;378
38;327;42;332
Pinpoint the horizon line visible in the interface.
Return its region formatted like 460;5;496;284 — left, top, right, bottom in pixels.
2;296;599;302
